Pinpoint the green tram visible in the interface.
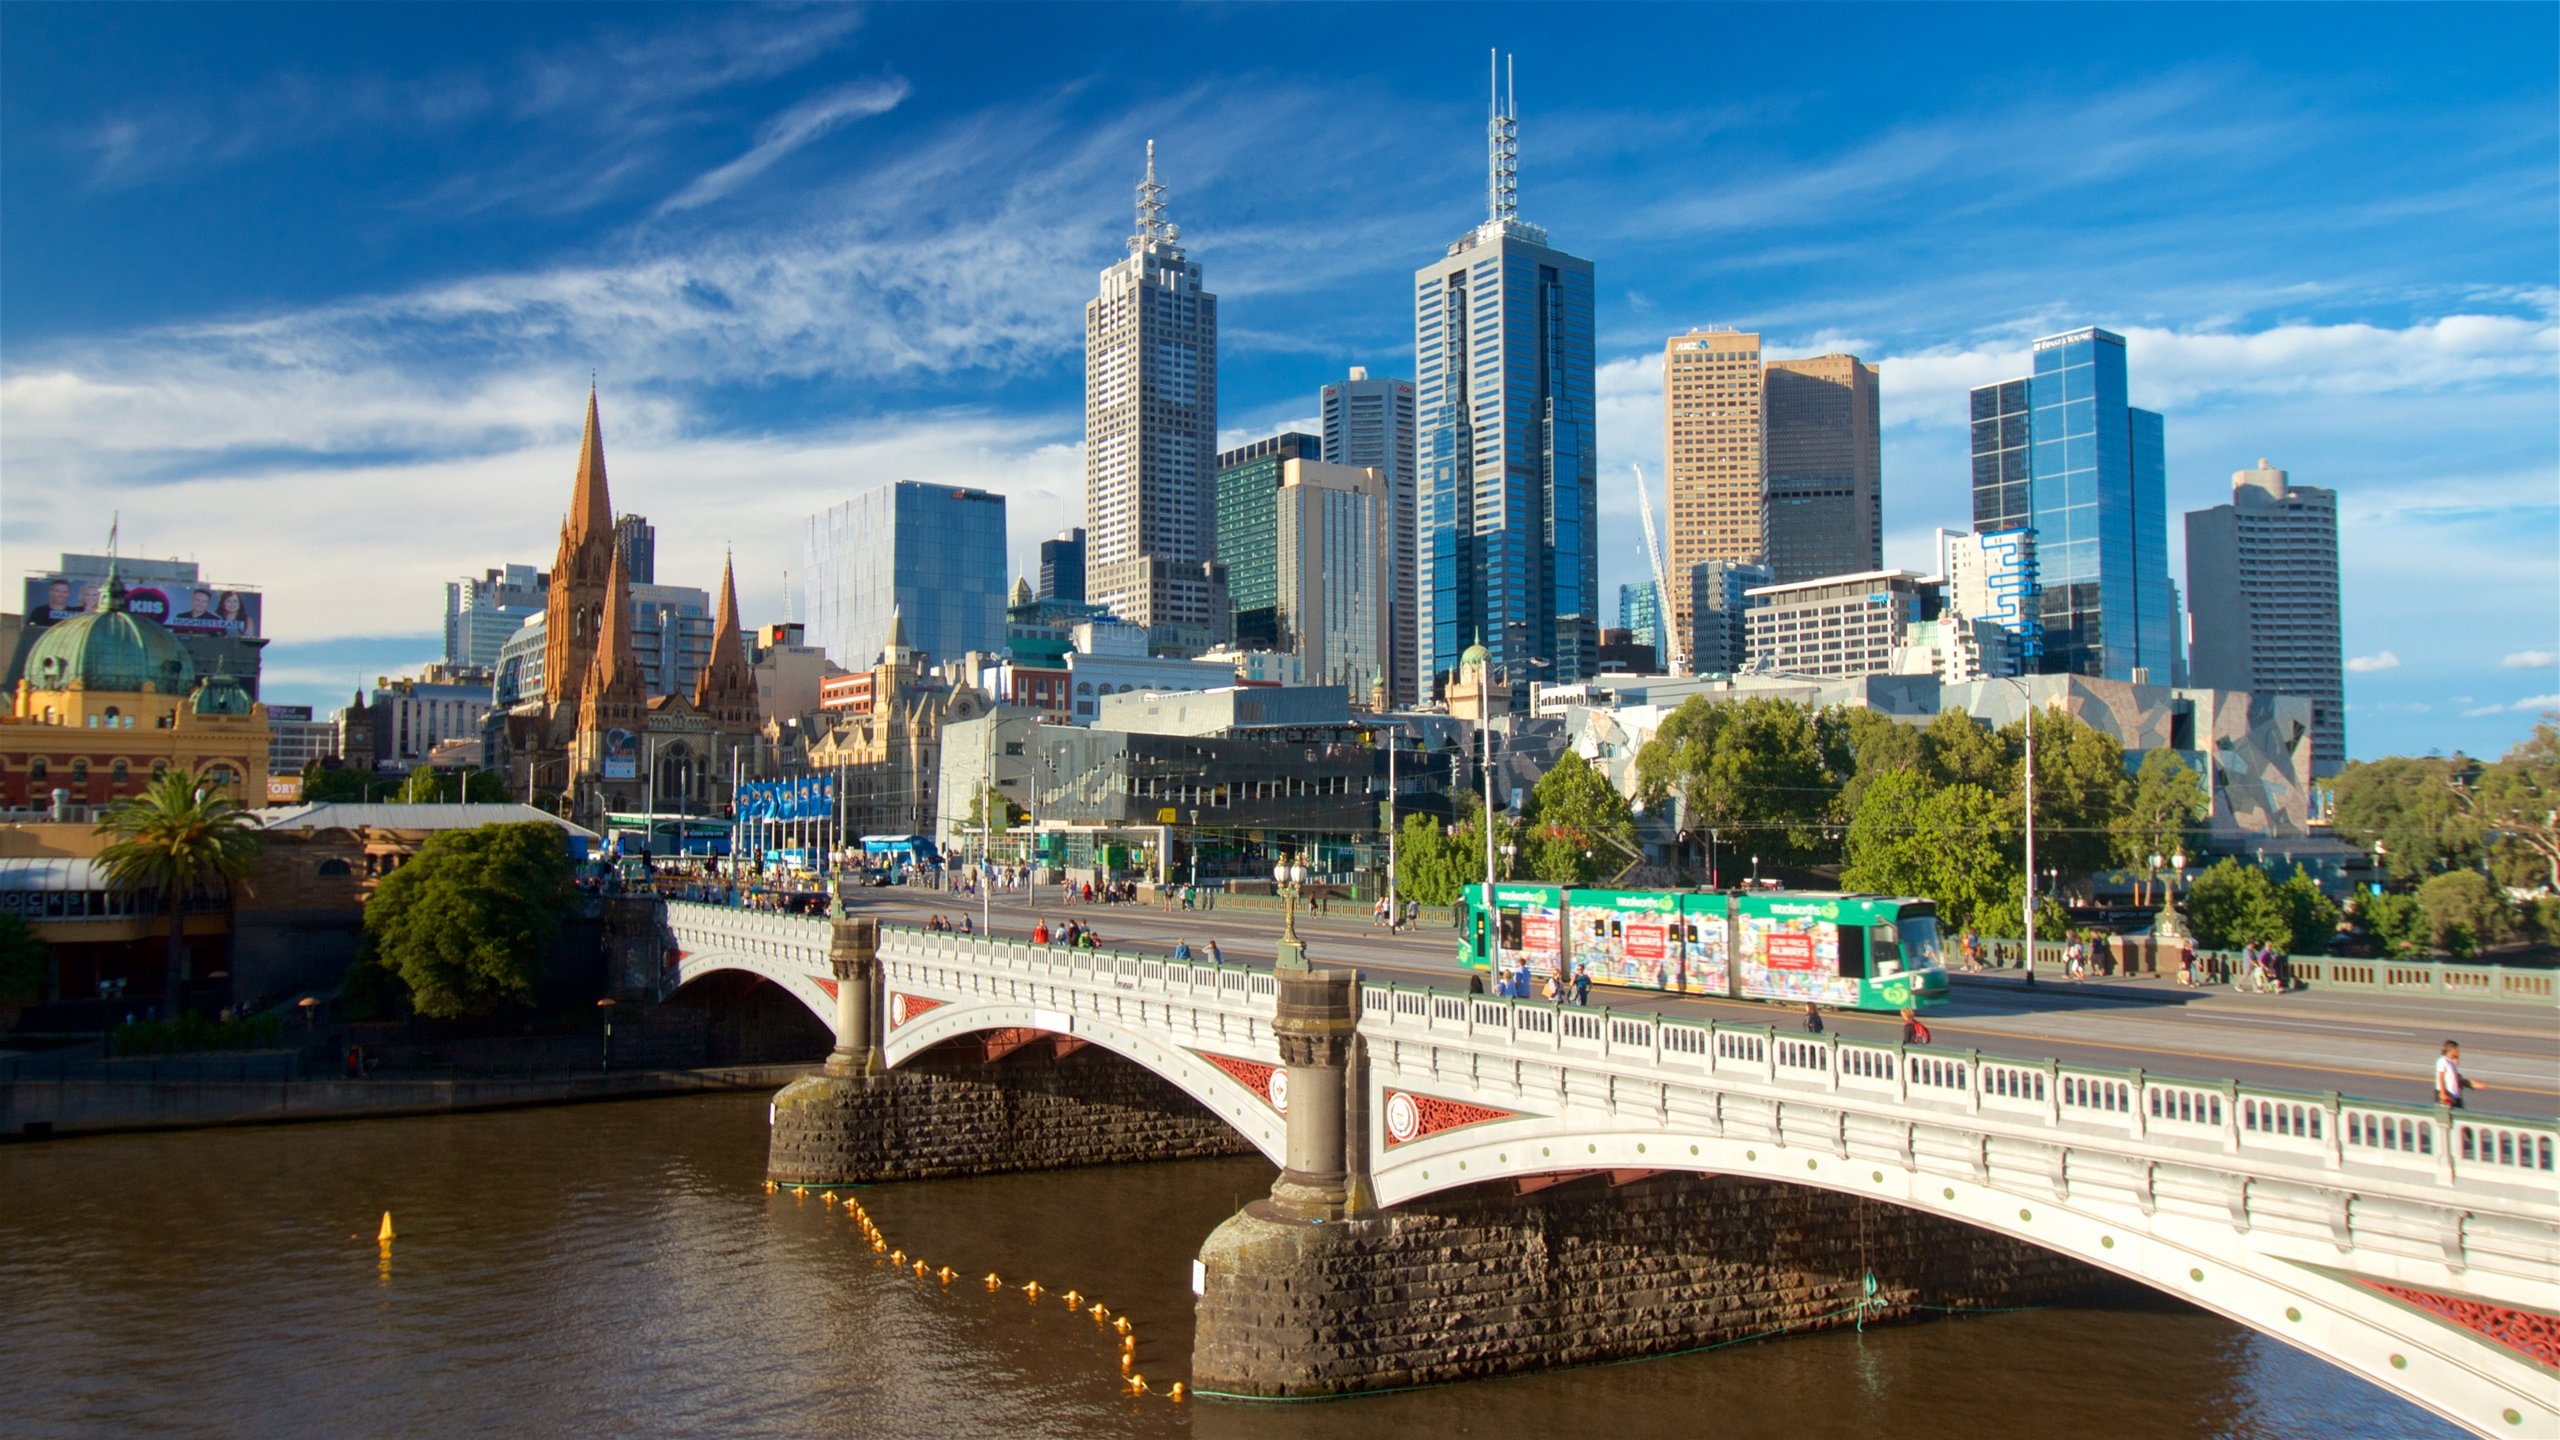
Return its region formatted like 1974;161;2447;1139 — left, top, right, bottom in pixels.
1458;883;1950;1013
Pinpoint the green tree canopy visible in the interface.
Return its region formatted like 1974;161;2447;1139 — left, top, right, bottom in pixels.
2475;719;2560;891
364;821;577;1019
1825;706;1922;819
2415;870;2516;960
301;762;381;804
96;771;265;1011
2114;749;2208;886
2184;860;2292;951
1522;751;1640;885
2329;755;2483;884
1840;772;2019;933
1632;695;1835;862
2271;866;2342;954
395;765;507;803
1393;811;1469;908
2360;891;2430;959
2004;708;2130;886
1919;710;2011;795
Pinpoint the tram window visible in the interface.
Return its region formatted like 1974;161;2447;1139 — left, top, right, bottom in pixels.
1836;927;1867;979
1498;909;1525;951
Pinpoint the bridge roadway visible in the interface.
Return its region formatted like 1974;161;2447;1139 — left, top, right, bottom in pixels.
837;886;2560;1122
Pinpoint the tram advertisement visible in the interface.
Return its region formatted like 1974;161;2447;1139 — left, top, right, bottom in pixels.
1738;904;1863;1005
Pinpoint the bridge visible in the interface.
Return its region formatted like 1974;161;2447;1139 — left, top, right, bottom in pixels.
660;900;2558;1435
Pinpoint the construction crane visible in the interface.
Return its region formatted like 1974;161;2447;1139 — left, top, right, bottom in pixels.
1630;463;1685;674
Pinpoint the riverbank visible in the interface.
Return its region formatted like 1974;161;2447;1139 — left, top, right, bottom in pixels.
0;1061;812;1140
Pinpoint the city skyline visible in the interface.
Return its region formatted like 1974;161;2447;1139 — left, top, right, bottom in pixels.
1;5;2553;758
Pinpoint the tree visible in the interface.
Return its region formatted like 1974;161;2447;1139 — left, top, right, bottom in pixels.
964;787;1026;832
0;912;46;1005
365;821;577;1018
2415;870;2516;958
1393;811;1468;907
1631;695;1835;862
301;761;381;804
1826;707;1923;820
95;771;265;1014
2003;708;2130;889
2360;891;2429;958
2114;750;2208;901
1841;772;2019;933
1919;710;2010;796
395;765;508;803
2475;719;2560;891
2183;860;2292;951
1522;751;1640;886
2329;755;2483;883
2271;866;2342;955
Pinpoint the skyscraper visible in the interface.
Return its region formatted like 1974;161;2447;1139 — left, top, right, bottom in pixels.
1763;353;1882;584
1414;54;1597;706
1663;328;1764;649
1321;367;1418;706
806;481;1009;672
1941;527;2038;677
2186;459;2346;774
1968;328;2178;681
1085;142;1226;651
613;514;657;585
1617;580;1662;654
1037;528;1086;605
1213;432;1320;651
1274;458;1392;694
444;563;547;673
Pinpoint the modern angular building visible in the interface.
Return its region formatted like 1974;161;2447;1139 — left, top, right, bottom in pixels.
1084;142;1225;651
1414;56;1597;705
1763;354;1882;585
2185;459;2346;774
805;481;1009;672
1320;367;1418;705
1662;328;1763;647
1213;432;1319;650
1968;327;2179;682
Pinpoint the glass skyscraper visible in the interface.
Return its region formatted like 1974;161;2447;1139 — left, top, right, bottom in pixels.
1969;327;2177;681
1413;55;1597;704
1213;432;1318;651
805;481;1009;673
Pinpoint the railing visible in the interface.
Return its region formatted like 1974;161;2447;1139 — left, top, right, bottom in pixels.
1355;982;2558;1198
1976;935;2554;1005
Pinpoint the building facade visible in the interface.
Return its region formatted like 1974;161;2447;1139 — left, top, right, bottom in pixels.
2185;459;2346;775
805;480;1009;675
1274;458;1392;695
12;552;267;702
1213;432;1319;650
1084;143;1225;648
264;703;337;779
1688;558;1772;674
1941;528;2040;677
1320;366;1419;706
1617;581;1663;666
443;564;547;673
1968;328;2179;682
1762;353;1883;585
1038;528;1087;605
1415;60;1597;703
1662;328;1764;646
1743;570;1929;680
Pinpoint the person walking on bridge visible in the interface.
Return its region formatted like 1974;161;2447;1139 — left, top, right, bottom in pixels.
2435;1042;2483;1110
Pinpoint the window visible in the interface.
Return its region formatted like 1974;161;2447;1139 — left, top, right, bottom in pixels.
29;759;48;782
151;760;169;779
70;759;89;782
111;760;130;784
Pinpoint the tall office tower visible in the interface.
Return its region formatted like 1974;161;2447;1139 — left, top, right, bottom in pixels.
1762;354;1883;584
1687;558;1772;674
806;481;1009;672
2186;459;2345;774
1968;327;2177;681
1662;328;1764;647
1084;142;1225;649
1321;367;1418;705
1038;528;1087;605
613;514;657;585
1274;458;1392;693
1617;580;1662;655
444;564;548;673
1214;432;1320;650
1940;527;2039;677
1415;54;1597;704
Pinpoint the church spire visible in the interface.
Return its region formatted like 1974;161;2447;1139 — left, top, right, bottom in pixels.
569;385;613;544
694;550;753;719
581;535;641;720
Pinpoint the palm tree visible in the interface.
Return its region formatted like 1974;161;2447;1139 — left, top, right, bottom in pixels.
95;771;264;1016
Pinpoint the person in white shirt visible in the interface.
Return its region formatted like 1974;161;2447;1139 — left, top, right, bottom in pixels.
2435;1041;2483;1110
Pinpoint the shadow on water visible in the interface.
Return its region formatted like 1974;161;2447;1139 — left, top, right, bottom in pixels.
0;1091;2463;1440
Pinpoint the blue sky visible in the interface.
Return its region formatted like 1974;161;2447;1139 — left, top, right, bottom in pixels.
3;3;2553;761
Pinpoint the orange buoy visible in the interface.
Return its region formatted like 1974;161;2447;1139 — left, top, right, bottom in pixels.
1113;1316;1131;1335
984;1273;1002;1290
1023;1280;1042;1298
822;1192;837;1206
1088;1303;1107;1321
1062;1289;1082;1308
1120;1353;1134;1374
1168;1382;1186;1402
1125;1374;1146;1394
937;1267;955;1284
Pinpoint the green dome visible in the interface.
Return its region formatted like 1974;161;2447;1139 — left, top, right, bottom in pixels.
24;593;196;695
190;674;254;716
1459;639;1491;670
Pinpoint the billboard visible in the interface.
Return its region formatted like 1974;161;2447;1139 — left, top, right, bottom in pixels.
736;776;836;822
602;728;638;781
23;574;263;638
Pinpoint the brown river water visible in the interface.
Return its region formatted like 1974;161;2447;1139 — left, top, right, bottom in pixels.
0;1092;2463;1439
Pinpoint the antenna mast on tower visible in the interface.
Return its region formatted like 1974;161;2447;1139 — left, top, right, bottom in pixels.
1487;50;1519;226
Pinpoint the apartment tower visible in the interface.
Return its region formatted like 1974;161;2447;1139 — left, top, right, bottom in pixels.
1763;354;1882;584
1320;367;1418;706
2185;459;2345;774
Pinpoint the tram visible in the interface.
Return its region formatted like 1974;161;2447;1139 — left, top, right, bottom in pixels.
1457;883;1950;1013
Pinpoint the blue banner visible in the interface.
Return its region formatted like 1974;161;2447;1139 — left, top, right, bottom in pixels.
736;776;835;822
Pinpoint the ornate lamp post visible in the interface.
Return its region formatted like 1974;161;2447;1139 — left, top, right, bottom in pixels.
1274;855;1310;971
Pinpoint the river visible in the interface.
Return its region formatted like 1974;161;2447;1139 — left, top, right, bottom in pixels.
0;1092;2463;1439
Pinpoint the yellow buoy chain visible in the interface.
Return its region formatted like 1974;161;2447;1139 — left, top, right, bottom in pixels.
779;1183;1184;1403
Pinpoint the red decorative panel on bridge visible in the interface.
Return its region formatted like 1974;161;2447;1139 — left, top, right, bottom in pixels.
1199;1052;1287;1114
887;994;946;1029
814;979;839;1000
1381;1088;1518;1148
2357;1279;2560;1369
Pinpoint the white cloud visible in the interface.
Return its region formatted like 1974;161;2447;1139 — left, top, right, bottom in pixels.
658;77;910;215
2463;695;2560;718
2346;651;2402;674
2503;649;2557;670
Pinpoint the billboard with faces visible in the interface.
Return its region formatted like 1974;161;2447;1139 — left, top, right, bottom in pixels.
23;575;262;637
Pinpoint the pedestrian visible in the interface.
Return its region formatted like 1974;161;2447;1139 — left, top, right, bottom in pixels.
1543;970;1562;1004
1172;938;1194;962
2435;1041;2482;1110
1573;966;1591;1006
1033;918;1051;945
1468;972;1485;995
1204;938;1223;968
1407;899;1420;931
1900;1006;1932;1046
1802;1001;1825;1035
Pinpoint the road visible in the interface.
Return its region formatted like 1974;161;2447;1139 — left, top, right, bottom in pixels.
836;884;2560;1122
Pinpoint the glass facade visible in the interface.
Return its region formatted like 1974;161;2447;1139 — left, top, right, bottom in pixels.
1969;329;2175;681
805;481;1009;674
1617;580;1661;651
1212;433;1316;651
1415;234;1597;701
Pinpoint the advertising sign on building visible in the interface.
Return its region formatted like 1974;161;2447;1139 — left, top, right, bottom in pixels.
602;727;638;780
22;574;263;637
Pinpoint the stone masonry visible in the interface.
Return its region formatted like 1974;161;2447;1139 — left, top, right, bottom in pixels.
1193;1170;2123;1396
767;1043;1258;1186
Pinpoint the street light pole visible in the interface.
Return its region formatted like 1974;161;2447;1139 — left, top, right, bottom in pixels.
1482;722;1498;893
2020;682;2038;988
1384;725;1399;932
